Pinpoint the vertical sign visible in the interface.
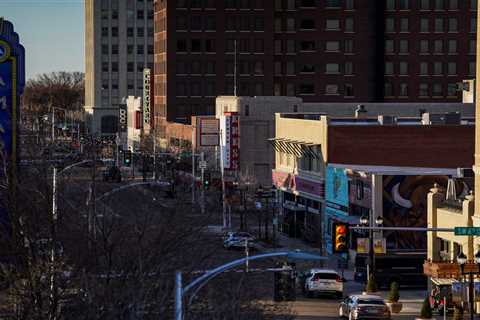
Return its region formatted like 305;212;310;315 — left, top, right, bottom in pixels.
143;68;151;132
219;112;239;172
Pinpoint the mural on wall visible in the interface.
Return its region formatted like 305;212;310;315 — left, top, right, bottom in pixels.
382;175;459;250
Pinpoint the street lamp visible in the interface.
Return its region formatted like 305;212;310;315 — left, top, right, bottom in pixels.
457;251;480;320
359;214;383;281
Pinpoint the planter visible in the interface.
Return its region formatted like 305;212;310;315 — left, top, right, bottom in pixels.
386;302;403;314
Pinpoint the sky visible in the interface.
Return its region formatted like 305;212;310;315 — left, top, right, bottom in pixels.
0;0;84;80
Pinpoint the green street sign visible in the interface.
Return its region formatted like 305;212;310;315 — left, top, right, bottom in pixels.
454;227;480;236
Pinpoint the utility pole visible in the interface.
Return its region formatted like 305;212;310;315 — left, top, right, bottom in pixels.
200;152;205;214
50;166;58;320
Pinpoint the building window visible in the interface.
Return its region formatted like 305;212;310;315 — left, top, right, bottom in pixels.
300;19;315;30
385;18;395;32
433;83;443;96
344;62;353;75
191;82;201;96
176;61;187;74
420;18;429;32
137;45;144;55
226;39;235;52
205;61;216;74
384;83;393;96
239;38;249;52
385;40;394;53
275;0;282;10
190;15;202;31
400;18;409;32
448;0;458;9
275;39;282;53
434;40;443;54
420;40;429;53
448;18;458;32
274;61;282;75
448;40;457;54
254;39;264;52
419;83;429;96
344;83;354;96
399;62;408;75
177;39;187;52
447;83;457;96
239;16;250;31
447;62;457;75
471;18;477;33
326;19;340;30
254;17;265;31
127;45;134;54
300;83;315;94
385;62;394;75
420;62;428;75
102;44;109;55
286;61;295;75
399;83;408;96
111;62;118;72
177;82;187;96
239;61;250;75
399;0;409;9
205;81;216;97
435;0;444;10
286;40;296;53
136;62;144;72
344;39;354;53
345;18;354;32
137;10;144;19
127;27;134;37
326;63;340;74
420;0;430;9
326;41;340;52
345;0;354;9
286;18;295;32
137;27;144;37
469;40;476;54
286;83;295;96
300;41;315;51
325;84;339;95
102;62;109;72
255;83;264;95
254;61;264;75
433;61;443;75
274;83;281;96
399;40;409;53
325;0;340;7
386;0;395;10
205;39;216;52
472;0;477;10
111;44;118;55
111;27;118;37
469;62;476;76
434;18;443;32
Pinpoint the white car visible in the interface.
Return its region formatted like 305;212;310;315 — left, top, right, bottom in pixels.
304;269;344;298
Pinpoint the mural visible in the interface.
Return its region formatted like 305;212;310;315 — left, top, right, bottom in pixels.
382;175;457;250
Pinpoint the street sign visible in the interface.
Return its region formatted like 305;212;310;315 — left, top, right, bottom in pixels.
199;160;207;169
454;227;480;236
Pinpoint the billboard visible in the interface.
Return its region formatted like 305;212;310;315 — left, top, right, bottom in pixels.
198;117;219;147
143;68;151;130
219;112;239;172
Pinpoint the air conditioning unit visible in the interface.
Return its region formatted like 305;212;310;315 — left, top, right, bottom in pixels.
457;167;474;178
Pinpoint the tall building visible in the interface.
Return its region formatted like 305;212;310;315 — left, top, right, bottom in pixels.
85;0;154;135
153;0;477;125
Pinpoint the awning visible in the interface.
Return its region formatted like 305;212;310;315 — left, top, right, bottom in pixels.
330;163;461;177
268;138;321;159
431;278;459;286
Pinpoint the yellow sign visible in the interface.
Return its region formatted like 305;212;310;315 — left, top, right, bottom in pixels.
373;238;386;254
357;238;369;254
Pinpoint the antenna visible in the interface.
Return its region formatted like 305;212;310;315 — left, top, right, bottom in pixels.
234;39;237;97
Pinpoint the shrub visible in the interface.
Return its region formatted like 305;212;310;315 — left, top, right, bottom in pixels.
420;296;433;319
388;282;400;303
366;274;378;293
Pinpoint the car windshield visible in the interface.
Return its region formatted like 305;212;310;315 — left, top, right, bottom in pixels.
358;299;385;305
312;273;338;280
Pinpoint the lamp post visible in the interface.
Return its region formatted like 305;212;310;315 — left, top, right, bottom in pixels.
457;251;480;320
360;214;383;281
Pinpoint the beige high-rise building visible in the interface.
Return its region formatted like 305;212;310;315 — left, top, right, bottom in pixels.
84;0;154;135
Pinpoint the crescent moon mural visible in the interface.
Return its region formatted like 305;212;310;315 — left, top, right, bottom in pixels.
392;183;413;208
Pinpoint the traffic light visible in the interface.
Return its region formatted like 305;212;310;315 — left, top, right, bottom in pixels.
203;172;211;190
123;150;132;167
332;222;349;254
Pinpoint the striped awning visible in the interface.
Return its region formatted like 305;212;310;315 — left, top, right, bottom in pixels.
267;138;320;159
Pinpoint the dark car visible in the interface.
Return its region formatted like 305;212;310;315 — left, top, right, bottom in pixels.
103;166;122;182
339;295;391;320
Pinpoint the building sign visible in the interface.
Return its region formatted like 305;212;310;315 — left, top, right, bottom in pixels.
293;176;325;199
272;170;292;189
143;68;151;129
198;117;219;147
219;112;239;171
118;103;127;132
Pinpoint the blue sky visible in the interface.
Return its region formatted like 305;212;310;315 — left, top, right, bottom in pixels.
0;0;84;80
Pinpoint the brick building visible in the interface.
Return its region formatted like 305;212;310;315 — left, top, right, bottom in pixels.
153;0;477;125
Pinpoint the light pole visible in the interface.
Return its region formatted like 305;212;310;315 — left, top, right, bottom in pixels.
360;214;383;281
457;251;480;320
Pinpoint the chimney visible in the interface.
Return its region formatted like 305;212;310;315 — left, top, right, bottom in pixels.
354;104;367;118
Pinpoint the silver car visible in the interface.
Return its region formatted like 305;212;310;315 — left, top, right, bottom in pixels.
339;295;391;320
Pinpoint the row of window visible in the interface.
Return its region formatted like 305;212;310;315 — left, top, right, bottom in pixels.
176;81;265;96
177;15;264;31
385;17;475;33
175;60;265;75
385;0;476;11
384;82;461;97
101;62;153;72
274;39;354;54
385;61;467;76
101;44;154;55
177;0;262;10
273;83;354;96
101;9;153;20
385;39;476;55
275;0;354;10
275;17;354;32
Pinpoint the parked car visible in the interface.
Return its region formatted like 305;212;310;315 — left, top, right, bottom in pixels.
339;294;391;320
304;269;344;298
223;232;256;250
102;166;122;182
